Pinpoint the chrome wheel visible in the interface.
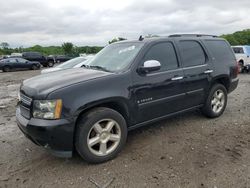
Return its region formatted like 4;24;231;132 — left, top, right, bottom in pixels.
211;89;225;113
87;119;121;157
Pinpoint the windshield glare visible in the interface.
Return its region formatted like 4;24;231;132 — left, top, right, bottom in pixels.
86;42;143;72
57;57;86;69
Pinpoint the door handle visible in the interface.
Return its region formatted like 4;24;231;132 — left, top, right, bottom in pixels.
204;69;213;74
171;76;183;81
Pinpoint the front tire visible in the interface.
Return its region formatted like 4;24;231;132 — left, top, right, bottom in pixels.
202;84;227;118
75;107;127;163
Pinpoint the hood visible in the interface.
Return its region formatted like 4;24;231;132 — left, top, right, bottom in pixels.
21;68;113;98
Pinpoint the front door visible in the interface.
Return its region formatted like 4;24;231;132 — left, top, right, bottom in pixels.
132;41;186;123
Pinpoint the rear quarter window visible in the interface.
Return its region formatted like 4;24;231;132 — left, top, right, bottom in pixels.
204;40;235;62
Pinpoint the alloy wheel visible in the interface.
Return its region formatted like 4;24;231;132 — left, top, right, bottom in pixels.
211;89;225;113
87;119;121;156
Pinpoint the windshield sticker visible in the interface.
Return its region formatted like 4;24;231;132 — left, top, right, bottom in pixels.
119;46;135;54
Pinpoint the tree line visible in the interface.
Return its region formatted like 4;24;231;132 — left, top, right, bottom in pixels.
0;42;104;56
220;29;250;45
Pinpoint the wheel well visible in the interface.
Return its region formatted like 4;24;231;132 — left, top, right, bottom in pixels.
212;77;230;91
73;101;130;150
75;101;130;126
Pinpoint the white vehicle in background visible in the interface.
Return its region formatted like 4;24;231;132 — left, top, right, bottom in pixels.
232;45;250;72
10;53;22;57
41;57;88;74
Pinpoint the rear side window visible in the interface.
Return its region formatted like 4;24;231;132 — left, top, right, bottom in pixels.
179;41;206;67
232;47;244;54
205;40;235;62
143;42;178;72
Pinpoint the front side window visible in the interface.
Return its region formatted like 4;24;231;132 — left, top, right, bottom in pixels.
142;42;178;72
179;41;206;67
86;42;143;72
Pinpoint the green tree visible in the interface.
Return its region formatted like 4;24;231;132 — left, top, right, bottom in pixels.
62;42;74;55
0;42;9;49
220;29;250;45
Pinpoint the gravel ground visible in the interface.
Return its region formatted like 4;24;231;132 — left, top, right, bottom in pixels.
0;70;250;188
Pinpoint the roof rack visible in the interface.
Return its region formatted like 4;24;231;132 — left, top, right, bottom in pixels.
169;34;218;38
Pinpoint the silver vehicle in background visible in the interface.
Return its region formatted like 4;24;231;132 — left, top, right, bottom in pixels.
41;56;91;74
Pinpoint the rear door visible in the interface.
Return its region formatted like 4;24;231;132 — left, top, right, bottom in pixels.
176;40;213;107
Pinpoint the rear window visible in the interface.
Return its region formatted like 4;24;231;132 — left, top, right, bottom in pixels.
179;41;206;67
205;40;235;62
232;47;244;54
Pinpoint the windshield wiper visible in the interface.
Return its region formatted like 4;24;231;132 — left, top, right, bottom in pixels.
83;65;112;72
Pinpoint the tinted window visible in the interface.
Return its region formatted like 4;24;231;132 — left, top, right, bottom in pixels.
8;58;17;63
205;40;235;62
232;47;244;54
23;52;41;58
179;41;206;67
143;42;178;71
17;58;27;63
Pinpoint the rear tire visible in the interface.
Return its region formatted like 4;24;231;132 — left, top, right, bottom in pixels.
3;66;11;72
75;107;127;163
202;84;227;118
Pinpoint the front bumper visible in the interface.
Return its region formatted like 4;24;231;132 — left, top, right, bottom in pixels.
16;106;74;158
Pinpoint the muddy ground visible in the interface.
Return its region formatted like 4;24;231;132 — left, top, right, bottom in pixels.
0;70;250;188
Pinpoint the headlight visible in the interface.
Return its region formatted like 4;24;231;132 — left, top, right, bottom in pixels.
33;99;62;119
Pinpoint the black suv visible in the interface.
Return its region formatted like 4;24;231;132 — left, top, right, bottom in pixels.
16;35;239;163
22;52;55;67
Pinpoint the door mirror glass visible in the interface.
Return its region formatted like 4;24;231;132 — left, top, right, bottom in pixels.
138;60;161;73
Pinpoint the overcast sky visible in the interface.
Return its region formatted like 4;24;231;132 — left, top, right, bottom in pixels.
1;0;250;47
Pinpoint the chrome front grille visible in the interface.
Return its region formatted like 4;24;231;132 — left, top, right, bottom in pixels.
20;93;32;106
20;93;32;119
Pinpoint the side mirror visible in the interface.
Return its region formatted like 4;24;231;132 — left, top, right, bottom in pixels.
138;60;161;74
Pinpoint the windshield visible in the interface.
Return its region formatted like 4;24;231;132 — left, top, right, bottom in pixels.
57;57;86;69
86;42;143;72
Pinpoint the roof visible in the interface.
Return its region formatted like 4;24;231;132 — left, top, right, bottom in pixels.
115;34;222;44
